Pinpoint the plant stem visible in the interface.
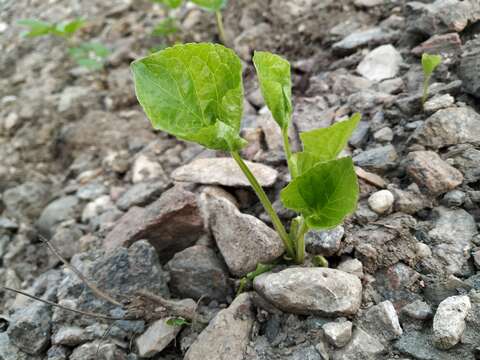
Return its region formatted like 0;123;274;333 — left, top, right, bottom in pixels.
215;11;227;45
282;128;297;179
294;217;308;264
231;151;295;258
422;75;430;106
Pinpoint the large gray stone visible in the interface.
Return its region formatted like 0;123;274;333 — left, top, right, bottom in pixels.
135;318;181;358
360;300;403;342
204;193;284;276
254;268;362;316
433;295;471;349
184;293;255;360
172;157;278;187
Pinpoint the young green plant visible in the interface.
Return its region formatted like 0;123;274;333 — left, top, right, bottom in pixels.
18;18;110;71
131;43;359;265
421;53;442;106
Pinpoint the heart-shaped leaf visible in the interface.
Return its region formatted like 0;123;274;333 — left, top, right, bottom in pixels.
190;0;227;11
281;157;358;229
421;53;442;78
131;43;246;151
253;51;292;130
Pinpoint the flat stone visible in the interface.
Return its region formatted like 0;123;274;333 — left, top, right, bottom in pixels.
337;258;363;279
52;326;87;346
411;33;462;57
116;180;168;210
360;300;403;342
373;127;393;142
254;268;362;316
400;300;433;320
166;245;232;302
184;293;255;360
172;157;278;187
332;27;395;55
458;38;480;98
405;151;463;194
433;295;471;349
37;196;80;237
353;145;398;172
104;186;205;262
332;328;384;360
204;193;284;276
135;318;181;358
368;190;394;214
357;45;403;82
412;107;480;149
305;226;344;256
131;154;167;184
323;321;353;348
423;94;455;114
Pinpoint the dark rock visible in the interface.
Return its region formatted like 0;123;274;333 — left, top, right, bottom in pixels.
359;300;403;342
446;145;480;184
375;263;422;308
442;190;465;207
353;145;398;172
400;300;433;320
411;33;462;57
166;245;232;302
305;225;344;256
332;27;398;55
0;333;28;360
458;38;480;98
104;186;205;262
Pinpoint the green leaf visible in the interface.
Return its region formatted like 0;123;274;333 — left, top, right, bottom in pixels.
151;0;183;8
190;0;227;11
131;43;246;151
54;18;85;37
291;152;321;176
152;17;179;37
253;51;292;130
18;19;54;37
421;53;442;78
166;317;190;326
280;157;358;229
246;263;275;281
300;113;361;163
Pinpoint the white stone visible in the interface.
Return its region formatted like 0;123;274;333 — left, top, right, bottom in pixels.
357;45;403;82
323;321;353;348
132;154;165;183
136;318;181;358
433;295;471;349
81;195;115;222
337;258;364;279
368;190;394;214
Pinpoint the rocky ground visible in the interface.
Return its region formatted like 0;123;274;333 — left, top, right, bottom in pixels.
1;0;480;359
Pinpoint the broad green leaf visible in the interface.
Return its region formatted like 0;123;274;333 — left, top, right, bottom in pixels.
280;157;358;229
131;43;246;151
18;19;54;37
190;0;227;11
291;152;321;176
151;0;183;8
421;53;442;77
253;51;292;130
152;17;179;37
300;113;361;163
55;18;85;37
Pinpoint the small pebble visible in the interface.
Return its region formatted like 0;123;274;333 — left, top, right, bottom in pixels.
368;190;394;214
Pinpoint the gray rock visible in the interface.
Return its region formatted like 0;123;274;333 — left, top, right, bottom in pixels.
368;190;394;214
135;318;181;358
353;145;398;172
442;189;465;207
323;321;353;348
3;181;50;220
405;0;480;36
52;326;87;346
378;78;404;95
428;207;477;275
305;226;344;256
70;341;126;360
254;268;362;316
411;33;462;58
400;300;433;320
76;183;107;200
458;38;480;98
354;0;383;6
48;226;82;267
104;186;205;262
37;196;80;237
423;94;455;114
292;96;332;132
375;263;422;308
357;45;402;82
349;121;370;148
0;333;27;360
405;151;463;194
287;345;323;360
116;180;168;211
447;145;480;183
131;154;167;184
337;258;363;279
390;185;431;214
166;245;231;302
172;157;278;187
7;302;51;354
332;27;396;55
412;107;480;149
433;295;471;349
47;345;69;360
372;127;393;142
332;328;384;360
204;193;284;276
184;293;255;360
360;300;403;342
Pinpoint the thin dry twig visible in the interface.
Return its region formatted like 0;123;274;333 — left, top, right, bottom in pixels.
2;286;125;321
39;235;124;308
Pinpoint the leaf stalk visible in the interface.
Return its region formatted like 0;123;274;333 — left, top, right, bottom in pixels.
215;11;227;45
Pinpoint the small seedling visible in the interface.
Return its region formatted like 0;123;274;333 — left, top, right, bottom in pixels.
421;53;442;106
166;316;191;326
131;43;359;265
236;263;275;295
18;18;110;71
150;0;228;44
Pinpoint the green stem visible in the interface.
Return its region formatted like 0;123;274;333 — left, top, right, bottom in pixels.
294;217;308;264
422;75;431;107
282;128;297;179
231;151;295;259
215;11;227;45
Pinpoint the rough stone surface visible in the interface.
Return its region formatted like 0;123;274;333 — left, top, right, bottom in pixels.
368;190;394;214
172;158;278;187
37;196;80;237
337;258;364;279
166;245;231;302
0;333;27;360
357;45;402;82
353;145;398;172
254;268;362;316
433;295;471;349
135;318;181;358
332;328;384;360
332;27;395;55
115;180;168;210
204;193;284;276
412;107;480;149
104;186;205;262
423;94;455;113
360;300;403;342
400;300;433;320
323;321;353;348
405;151;463;194
305;225;344;256
184;293;255;360
458;38;480;98
2;181;50;220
